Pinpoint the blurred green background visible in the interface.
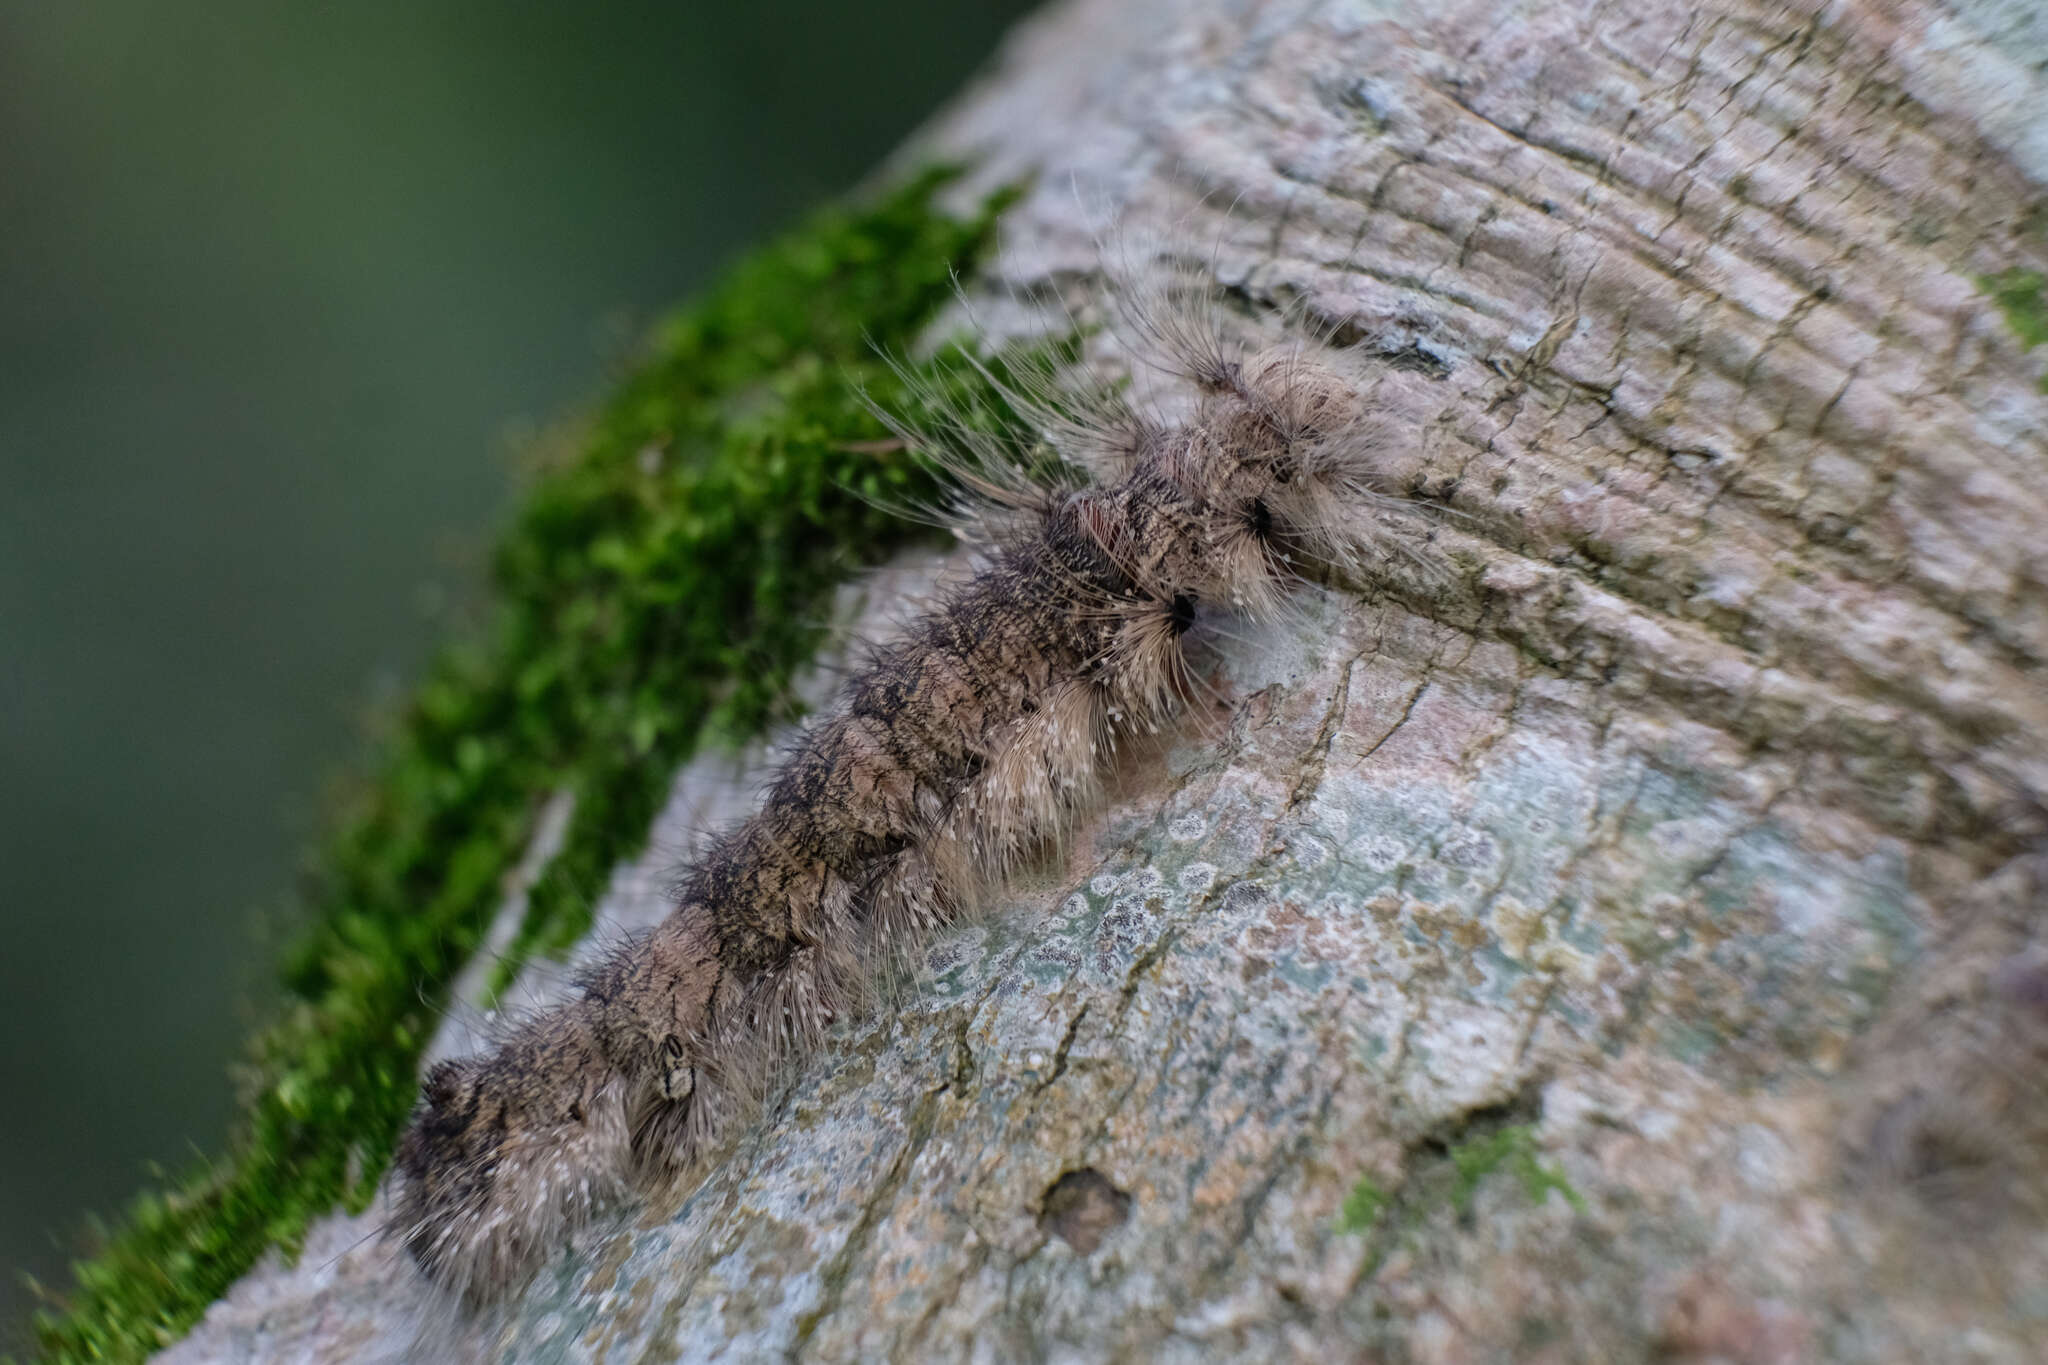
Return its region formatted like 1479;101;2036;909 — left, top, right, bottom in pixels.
0;0;1035;1338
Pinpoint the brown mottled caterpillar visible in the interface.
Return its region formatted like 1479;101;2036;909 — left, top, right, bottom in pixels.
390;229;1435;1306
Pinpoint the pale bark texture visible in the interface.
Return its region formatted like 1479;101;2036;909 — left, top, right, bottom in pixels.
163;0;2048;1360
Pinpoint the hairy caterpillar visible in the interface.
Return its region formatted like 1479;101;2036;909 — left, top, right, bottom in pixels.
390;229;1434;1306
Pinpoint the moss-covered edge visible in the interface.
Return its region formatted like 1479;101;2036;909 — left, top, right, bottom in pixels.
26;168;1038;1363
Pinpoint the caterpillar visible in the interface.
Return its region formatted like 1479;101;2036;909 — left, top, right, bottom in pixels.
389;227;1437;1307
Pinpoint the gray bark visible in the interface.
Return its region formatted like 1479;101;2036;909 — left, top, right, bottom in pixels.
165;0;2048;1360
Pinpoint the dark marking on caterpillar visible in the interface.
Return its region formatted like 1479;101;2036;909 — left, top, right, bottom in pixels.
388;227;1443;1308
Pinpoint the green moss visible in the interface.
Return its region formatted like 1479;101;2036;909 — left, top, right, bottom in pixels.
1336;1118;1584;1269
1445;1124;1585;1217
1337;1176;1388;1233
1980;267;2048;391
27;168;1040;1363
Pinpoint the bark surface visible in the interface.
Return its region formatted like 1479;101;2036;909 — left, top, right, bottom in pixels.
164;0;2048;1360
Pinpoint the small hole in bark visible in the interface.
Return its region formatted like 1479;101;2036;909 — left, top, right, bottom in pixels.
1861;1089;2012;1216
1039;1167;1131;1255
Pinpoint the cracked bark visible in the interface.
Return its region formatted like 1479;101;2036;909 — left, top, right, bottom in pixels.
163;0;2048;1361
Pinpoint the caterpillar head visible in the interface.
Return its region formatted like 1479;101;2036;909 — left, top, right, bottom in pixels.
1070;347;1403;615
392;1017;630;1303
